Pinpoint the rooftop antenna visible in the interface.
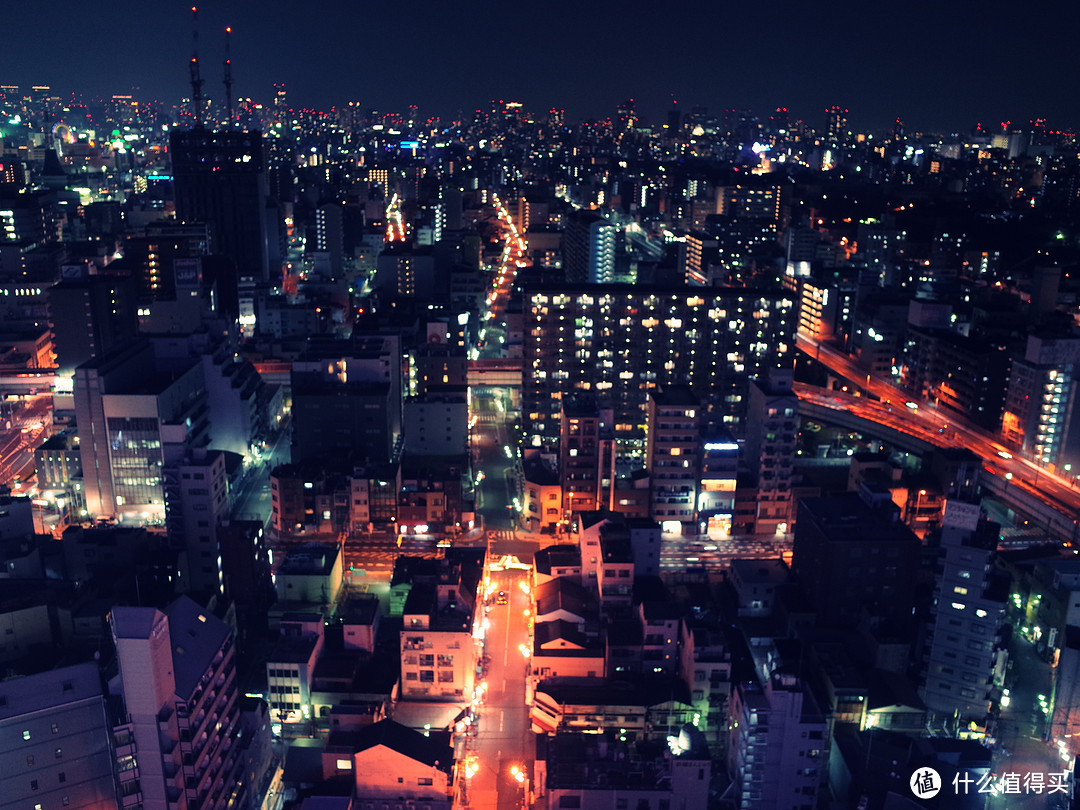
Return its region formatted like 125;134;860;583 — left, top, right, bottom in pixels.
223;26;233;127
189;6;204;127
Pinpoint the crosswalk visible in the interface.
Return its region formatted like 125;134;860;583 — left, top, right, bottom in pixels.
486;529;518;544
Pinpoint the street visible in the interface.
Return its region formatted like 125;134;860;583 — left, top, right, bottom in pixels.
986;633;1070;809
463;566;533;809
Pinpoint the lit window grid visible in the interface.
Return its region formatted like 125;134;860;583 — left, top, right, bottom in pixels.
524;288;794;442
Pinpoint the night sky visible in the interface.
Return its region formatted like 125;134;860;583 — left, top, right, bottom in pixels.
3;0;1079;132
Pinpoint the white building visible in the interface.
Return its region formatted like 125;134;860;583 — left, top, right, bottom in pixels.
324;719;455;810
110;596;247;810
74;341;209;522
396;551;484;704
267;614;325;730
727;671;828;810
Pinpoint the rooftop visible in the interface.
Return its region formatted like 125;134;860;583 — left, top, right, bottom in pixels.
0;661;103;721
536;674;693;709
166;595;232;700
341;718;454;774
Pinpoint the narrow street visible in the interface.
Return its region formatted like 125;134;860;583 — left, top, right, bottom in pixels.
463;566;532;809
987;634;1070;809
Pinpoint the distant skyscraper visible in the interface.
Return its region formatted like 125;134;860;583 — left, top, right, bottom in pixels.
170;128;275;291
615;98;637;134
272;82;287;126
824;105;849;145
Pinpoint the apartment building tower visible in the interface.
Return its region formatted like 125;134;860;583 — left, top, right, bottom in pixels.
523;282;795;457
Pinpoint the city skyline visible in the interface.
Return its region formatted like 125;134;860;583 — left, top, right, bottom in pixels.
1;0;1078;133
5;9;1080;805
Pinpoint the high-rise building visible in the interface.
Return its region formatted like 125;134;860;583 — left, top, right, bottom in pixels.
904;327;1010;431
679;232;719;286
291;334;403;462
562;211;617;284
615;98;637;133
717;185;784;222
290;371;396;466
271;83;287;126
74;341;209;521
47;273;139;377
559;394;604;515
727;670;828;810
1001;335;1080;468
170;129;276;290
0;662;120;810
824;106;849;145
920;502;1006;720
314;203;344;276
167;448;230;596
646;387;701;531
698;432;739;536
110;596;247;810
403;391;468;457
744;370;798;535
523;283;795;454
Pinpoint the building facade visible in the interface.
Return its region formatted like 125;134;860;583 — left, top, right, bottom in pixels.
110;596;247;810
523;283;795;458
0;662;120;810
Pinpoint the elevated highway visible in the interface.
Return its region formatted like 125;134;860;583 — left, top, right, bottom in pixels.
794;338;1080;544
